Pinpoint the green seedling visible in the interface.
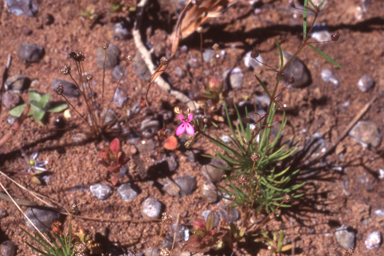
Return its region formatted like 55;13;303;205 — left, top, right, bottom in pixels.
255;229;292;253
9;90;67;124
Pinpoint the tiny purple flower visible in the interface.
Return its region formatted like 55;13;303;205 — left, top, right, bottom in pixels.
176;113;195;136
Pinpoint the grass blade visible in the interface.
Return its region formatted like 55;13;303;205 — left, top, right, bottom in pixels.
275;39;283;70
308;44;341;68
303;0;308;40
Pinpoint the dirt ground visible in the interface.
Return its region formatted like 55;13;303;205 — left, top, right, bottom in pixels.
0;0;384;255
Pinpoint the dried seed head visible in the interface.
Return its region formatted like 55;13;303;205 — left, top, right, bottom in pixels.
86;74;93;81
69;52;77;59
70;202;79;215
161;212;173;224
101;42;109;50
237;174;249;186
55;84;64;95
127;55;132;61
331;32;341;41
251;153;260;162
196;26;203;33
174;106;182;114
287;76;295;84
160;56;168;65
283;194;291;203
160;248;171;256
60;64;71;75
75;52;85;62
212;43;219;50
251;47;259;58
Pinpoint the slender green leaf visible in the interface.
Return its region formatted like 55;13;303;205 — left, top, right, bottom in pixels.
319;0;326;10
29;91;42;102
48;102;68;113
255;74;271;98
275;39;283;70
308;0;316;8
9;104;27;117
308;44;341;68
39;94;51;109
303;0;308;40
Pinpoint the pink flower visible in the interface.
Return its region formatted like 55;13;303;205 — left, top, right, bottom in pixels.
176;113;195;136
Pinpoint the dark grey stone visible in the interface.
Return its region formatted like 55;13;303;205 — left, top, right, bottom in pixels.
18;43;44;62
5;74;30;93
51;79;80;98
174;175;196;196
282;51;311;88
1;91;20;110
96;45;120;70
205;159;227;182
5;0;38;17
133;52;151;81
218;206;240;224
141;118;160;138
0;240;16;256
24;207;60;232
112;65;127;80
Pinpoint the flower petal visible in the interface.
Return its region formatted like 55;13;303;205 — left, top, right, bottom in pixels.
178;113;185;122
176;123;186;136
36;160;48;166
187;113;193;122
33;166;47;172
186;123;195;136
31;151;39;160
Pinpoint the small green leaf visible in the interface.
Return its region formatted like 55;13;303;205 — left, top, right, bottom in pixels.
275;39;283;70
255;74;272;98
303;0;308;40
319;0;327;10
308;44;341;68
47;102;68;113
39;94;51;109
28;91;42;102
206;211;215;231
32;109;45;122
9;104;27;117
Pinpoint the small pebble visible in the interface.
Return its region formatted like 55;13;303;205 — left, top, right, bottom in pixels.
117;183;138;201
0;240;16;256
174;66;186;79
204;159;226;182
25;207;60;232
96;45;120;70
22;27;32;35
243;51;263;70
311;23;331;42
201;210;220;228
357;74;374;92
18;43;44;62
175;175;196;196
349;121;381;148
163;155;178;171
112;65;127;80
7;115;17;125
51;79;80;98
113;88;128;108
0;209;8;219
282;51;310;88
203;49;215;63
1;91;20;109
5;74;30;93
133;52;151;81
5;0;38;17
320;69;339;87
365;231;381;250
225;67;244;89
113;22;130;40
172;224;190;242
335;225;355;249
153;43;166;58
218;206;240;223
90;184;113;200
200;180;218;203
160;177;181;198
136;139;156;153
184;150;196;162
180;45;188;54
188;57;200;68
141;118;160;138
127;132;142;145
142;197;162;219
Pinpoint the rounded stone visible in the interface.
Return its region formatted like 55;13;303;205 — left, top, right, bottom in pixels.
141;118;160;138
96;45;120;70
365;231;381;250
133;52;151;81
113;88;128;108
227;67;244;89
349;121;381;148
5;74;30;93
282;51;311;88
112;65;127;80
0;240;16;256
18;43;44;62
243;51;263;70
5;0;38;17
51;79;80;98
174;175;196;196
205;159;227;182
90;184;113;200
1;91;20;110
218;206;240;224
357;74;374;92
200;180;218;203
117;183;138;201
24;207;61;232
203;49;215;63
335;225;355;249
142;197;162;219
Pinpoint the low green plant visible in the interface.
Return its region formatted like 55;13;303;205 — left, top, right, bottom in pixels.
10;90;67;124
254;229;292;253
21;224;74;256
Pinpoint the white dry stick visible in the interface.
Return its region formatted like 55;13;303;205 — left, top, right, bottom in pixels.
133;0;199;111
